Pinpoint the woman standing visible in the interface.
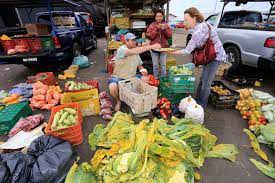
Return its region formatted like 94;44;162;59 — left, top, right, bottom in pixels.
146;10;172;79
171;7;227;109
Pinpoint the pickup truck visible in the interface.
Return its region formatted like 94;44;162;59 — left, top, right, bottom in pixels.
206;10;275;70
0;11;97;68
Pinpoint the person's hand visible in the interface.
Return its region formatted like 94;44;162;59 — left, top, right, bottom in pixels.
161;24;167;30
150;43;161;50
140;68;148;76
157;24;162;29
169;50;182;55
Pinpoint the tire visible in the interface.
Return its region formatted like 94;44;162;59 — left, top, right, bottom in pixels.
92;36;98;49
72;42;82;57
225;46;241;71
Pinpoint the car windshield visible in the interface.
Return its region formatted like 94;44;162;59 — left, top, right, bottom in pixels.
220;12;262;26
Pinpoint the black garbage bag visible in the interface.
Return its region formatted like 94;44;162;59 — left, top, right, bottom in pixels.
27;135;75;183
0;151;33;183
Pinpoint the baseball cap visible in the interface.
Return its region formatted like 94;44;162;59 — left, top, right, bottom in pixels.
124;33;137;41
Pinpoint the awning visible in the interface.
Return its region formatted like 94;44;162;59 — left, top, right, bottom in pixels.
0;0;81;8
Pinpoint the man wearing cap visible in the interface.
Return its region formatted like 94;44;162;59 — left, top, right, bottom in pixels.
109;32;161;111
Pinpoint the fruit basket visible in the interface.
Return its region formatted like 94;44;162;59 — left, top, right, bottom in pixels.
210;81;239;109
27;72;58;85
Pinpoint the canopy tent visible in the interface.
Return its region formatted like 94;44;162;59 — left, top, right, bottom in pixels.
220;0;274;20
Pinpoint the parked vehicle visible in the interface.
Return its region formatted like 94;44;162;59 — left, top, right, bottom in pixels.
77;12;93;26
205;10;275;70
0;11;97;68
175;21;185;28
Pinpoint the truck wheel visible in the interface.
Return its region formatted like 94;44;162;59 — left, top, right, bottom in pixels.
225;46;241;70
73;42;81;57
92;36;98;49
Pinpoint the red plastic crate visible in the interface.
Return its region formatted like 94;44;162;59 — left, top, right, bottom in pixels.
1;40;15;53
27;37;42;52
35;72;58;85
13;38;30;51
64;80;99;93
45;103;83;145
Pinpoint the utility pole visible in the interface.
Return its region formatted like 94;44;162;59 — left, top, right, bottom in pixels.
166;0;170;23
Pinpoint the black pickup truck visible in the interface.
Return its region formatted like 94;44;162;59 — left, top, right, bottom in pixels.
0;11;97;68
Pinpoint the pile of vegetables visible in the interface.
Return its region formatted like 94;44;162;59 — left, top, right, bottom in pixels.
148;75;159;87
211;85;231;96
30;81;63;110
257;123;275;150
169;65;193;75
8;83;33;102
1;94;21;105
58;65;79;80
155;97;172;119
236;89;267;131
66;112;239;182
65;81;92;91
244;129;275;179
51;107;77;131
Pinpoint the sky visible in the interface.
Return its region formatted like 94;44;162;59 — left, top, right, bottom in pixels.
167;0;271;19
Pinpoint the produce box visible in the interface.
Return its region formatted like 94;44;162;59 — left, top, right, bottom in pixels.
27;37;42;52
45;103;83;145
27;72;57;86
40;36;55;50
169;65;195;89
1;40;15;53
118;78;158;115
108;41;124;50
0;102;32;135
210;81;239;109
61;89;100;117
65;80;99;93
161;77;195;94
159;79;188;104
114;17;130;29
25;24;49;36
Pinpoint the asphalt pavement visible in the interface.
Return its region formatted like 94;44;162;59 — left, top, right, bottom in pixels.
0;32;275;183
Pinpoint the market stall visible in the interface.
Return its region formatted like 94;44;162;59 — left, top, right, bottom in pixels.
104;0;176;75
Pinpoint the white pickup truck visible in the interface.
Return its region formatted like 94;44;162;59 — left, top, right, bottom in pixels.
206;10;275;70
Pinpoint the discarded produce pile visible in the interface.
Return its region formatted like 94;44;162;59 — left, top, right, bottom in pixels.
66;112;239;182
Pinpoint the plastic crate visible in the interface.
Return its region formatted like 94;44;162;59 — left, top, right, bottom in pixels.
13;38;30;51
210;81;239;109
118;78;158;115
0;102;32;135
64;80;99;93
160;77;195;94
27;37;42;52
27;72;58;85
61;89;100;117
45;103;83;145
40;36;55;50
0;40;15;53
159;82;187;104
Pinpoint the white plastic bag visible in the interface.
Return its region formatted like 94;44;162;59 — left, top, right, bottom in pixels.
185;104;204;124
179;96;197;113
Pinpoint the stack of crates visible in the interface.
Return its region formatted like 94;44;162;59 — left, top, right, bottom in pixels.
0;102;32;135
160;65;196;104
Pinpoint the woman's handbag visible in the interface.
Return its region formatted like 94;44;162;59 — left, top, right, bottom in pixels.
192;23;216;65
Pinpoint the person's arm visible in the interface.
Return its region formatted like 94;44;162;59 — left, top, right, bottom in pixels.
125;44;161;56
163;24;172;38
146;23;159;40
171;23;209;55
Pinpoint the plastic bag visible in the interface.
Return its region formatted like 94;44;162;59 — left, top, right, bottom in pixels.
0;152;33;183
72;55;90;68
179;96;197;113
185;104;204;124
28;135;75;183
